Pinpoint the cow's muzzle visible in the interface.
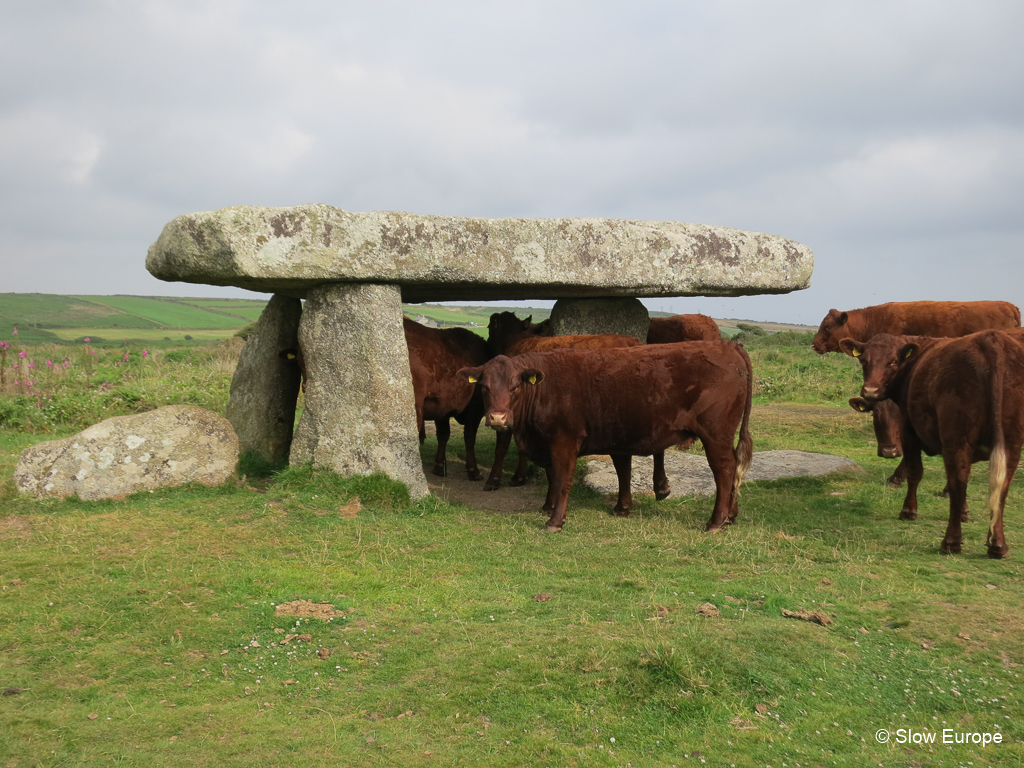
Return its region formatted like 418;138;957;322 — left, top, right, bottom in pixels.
485;412;511;431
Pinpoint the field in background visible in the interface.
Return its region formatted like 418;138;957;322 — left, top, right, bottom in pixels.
0;293;815;346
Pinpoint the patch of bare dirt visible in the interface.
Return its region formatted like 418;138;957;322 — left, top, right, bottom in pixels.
782;608;832;627
424;460;548;515
0;516;32;540
274;600;345;619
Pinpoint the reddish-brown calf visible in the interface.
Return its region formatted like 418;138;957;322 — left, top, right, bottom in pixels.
842;331;1024;558
459;343;753;533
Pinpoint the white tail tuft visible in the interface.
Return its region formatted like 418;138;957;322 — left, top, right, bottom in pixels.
988;443;1008;540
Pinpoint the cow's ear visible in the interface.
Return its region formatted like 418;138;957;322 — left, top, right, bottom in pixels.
849;397;873;412
899;343;919;361
524;315;532;325
838;338;865;358
837;312;848;325
521;369;544;386
458;366;483;384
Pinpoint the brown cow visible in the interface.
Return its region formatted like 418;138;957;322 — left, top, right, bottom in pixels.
812;300;1021;354
486;311;550;357
459;342;753;532
403;318;490;480
647;314;721;343
483;333;646;492
812;300;1021;487
841;331;1024;558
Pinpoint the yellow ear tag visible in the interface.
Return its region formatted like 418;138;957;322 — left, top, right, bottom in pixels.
903;348;914;359
528;375;537;385
851;348;861;357
287;353;296;360
467;375;478;383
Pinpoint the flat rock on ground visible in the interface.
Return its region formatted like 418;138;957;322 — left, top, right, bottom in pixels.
15;405;239;500
584;450;861;498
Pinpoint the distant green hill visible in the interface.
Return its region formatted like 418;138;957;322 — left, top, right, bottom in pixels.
2;294;788;347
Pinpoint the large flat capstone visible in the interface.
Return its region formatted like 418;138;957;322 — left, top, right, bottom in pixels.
147;205;813;302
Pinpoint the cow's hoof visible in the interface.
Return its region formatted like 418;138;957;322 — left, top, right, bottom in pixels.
885;476;904;488
509;476;527;487
466;469;482;481
482;482;500;492
898;509;918;521
432;465;447;477
987;544;1010;559
940;540;962;555
613;507;631;518
655;488;671;501
545;523;563;532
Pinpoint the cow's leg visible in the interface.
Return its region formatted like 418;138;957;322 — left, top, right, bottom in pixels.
611;454;633;516
940;447;971;555
432;418;450;477
542;464;558;514
987;449;1019;559
703;440;737;532
898;447;924;521
483;430;513;491
886;458;908;488
544;436;581;532
653;452;671;500
462;415;483;481
510;447;530;487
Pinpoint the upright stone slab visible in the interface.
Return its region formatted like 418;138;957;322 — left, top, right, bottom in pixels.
549;297;650;340
290;283;428;498
226;294;303;466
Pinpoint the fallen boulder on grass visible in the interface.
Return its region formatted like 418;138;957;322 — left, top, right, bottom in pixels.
15;405;239;500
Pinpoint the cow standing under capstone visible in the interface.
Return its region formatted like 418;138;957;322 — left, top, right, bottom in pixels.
812;300;1022;488
459;342;753;532
481;332;648;493
841;330;1024;558
647;313;721;343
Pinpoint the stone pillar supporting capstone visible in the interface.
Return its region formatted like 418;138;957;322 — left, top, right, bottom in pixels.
289;282;428;498
226;294;303;466
549;297;651;341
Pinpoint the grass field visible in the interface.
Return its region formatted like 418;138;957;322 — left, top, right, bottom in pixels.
2;328;1022;766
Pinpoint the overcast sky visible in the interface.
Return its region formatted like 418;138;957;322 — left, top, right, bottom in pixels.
2;1;1022;325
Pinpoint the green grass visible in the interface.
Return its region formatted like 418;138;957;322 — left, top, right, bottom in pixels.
1;326;1022;767
72;297;254;330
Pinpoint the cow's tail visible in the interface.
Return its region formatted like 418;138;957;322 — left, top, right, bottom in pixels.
983;334;1008;543
732;346;755;498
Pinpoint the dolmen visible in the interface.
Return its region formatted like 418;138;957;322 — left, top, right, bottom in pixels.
147;205;814;496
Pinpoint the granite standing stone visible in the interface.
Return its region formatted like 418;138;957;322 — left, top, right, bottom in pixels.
549;297;650;340
15;405;239;500
289;283;428;498
225;294;303;465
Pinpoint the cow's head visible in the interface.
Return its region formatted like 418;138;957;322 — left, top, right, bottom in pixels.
840;334;918;403
487;311;537;356
458;355;544;431
811;309;849;354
